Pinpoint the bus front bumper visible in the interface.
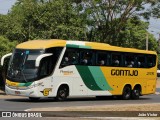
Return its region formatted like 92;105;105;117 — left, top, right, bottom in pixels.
5;85;40;97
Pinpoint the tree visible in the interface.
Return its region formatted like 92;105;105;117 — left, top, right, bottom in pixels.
81;0;159;46
0;36;18;58
0;15;8;36
0;0;159;51
145;0;160;18
118;17;157;50
4;0;87;42
4;0;41;42
0;36;18;90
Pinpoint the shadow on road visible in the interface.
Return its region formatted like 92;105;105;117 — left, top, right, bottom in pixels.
4;96;151;103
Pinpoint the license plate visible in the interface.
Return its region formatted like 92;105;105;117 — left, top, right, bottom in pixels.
15;91;21;95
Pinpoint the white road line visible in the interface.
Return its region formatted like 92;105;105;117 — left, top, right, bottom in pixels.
81;117;158;120
24;109;31;111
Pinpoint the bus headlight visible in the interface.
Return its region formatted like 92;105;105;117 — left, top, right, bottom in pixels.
29;82;43;89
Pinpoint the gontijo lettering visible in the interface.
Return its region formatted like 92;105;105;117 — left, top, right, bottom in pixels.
111;69;138;76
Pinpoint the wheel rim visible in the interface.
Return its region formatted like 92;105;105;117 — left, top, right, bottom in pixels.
134;89;139;96
125;89;130;98
123;87;131;99
59;89;66;98
57;88;68;100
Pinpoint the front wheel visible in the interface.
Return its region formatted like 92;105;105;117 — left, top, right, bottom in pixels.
56;86;69;101
122;86;131;100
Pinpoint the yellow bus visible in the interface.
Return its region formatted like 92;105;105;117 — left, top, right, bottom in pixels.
1;39;157;101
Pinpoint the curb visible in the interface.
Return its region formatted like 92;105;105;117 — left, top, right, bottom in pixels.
0;90;6;95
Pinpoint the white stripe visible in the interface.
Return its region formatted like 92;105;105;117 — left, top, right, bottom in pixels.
66;41;85;46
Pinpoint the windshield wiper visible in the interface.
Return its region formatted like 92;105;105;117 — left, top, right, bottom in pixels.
21;71;28;83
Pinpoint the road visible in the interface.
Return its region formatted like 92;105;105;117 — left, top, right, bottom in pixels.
0;94;160;111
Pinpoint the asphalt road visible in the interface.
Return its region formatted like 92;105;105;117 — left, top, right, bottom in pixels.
0;94;160;111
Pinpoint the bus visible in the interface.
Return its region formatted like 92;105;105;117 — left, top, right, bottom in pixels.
1;39;157;101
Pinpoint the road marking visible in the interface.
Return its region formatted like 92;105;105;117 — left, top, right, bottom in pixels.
81;117;157;120
24;109;31;111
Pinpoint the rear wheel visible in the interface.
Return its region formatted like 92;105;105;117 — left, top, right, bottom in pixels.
56;86;69;101
122;86;131;100
131;87;140;99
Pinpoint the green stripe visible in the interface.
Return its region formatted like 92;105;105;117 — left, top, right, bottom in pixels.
76;66;102;90
19;82;33;87
66;44;91;49
88;66;113;90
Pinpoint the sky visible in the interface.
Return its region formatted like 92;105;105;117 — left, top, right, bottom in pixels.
0;0;16;14
0;0;160;40
148;18;160;40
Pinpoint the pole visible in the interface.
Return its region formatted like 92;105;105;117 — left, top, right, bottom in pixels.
146;32;148;50
159;33;160;47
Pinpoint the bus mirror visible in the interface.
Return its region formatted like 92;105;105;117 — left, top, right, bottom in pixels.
1;53;12;66
35;53;53;67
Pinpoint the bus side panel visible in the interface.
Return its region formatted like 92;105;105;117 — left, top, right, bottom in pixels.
142;67;157;94
146;80;157;94
53;65;156;97
34;77;54;97
74;65;112;96
54;65;112;96
101;67;156;95
54;65;87;96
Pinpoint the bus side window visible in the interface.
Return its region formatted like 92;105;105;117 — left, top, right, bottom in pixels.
62;56;69;66
39;56;52;78
96;51;107;66
146;55;156;68
80;50;94;66
124;54;135;68
60;48;79;67
112;53;121;67
38;47;63;79
137;55;146;68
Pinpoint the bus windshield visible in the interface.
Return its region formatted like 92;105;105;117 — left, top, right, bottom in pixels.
7;49;44;83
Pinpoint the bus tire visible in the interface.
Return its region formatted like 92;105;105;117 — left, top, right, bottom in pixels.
29;97;40;101
131;87;140;99
122;86;131;100
56;85;69;101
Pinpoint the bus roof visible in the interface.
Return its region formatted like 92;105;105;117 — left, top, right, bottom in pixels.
16;39;66;49
16;39;157;55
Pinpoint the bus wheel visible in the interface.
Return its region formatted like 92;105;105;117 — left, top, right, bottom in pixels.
122;86;131;100
131;88;140;99
29;97;40;101
56;86;69;101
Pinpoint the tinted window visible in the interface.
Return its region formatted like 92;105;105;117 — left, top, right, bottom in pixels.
7;49;44;82
60;48;80;67
80;50;95;65
96;51;107;66
60;48;156;69
146;55;156;68
38;47;63;79
124;54;135;67
111;53;122;67
137;55;146;68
